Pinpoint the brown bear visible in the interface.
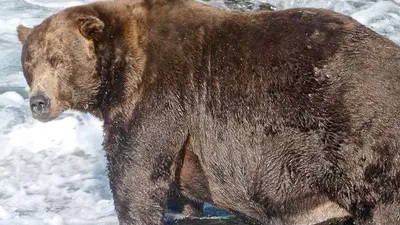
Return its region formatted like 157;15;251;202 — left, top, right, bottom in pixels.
16;0;400;224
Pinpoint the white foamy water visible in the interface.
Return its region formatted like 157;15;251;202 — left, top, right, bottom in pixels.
0;0;399;224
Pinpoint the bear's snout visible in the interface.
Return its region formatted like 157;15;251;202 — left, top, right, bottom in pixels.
30;93;50;121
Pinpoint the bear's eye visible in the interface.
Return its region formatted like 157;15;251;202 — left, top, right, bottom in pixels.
49;56;64;67
23;62;33;86
24;62;33;74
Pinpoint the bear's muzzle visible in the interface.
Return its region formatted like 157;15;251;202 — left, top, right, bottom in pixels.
30;93;50;121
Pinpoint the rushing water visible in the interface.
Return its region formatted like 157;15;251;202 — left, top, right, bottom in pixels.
0;0;399;224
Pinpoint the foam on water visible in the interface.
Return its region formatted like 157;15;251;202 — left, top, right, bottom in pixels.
0;93;113;225
0;0;400;224
23;0;96;9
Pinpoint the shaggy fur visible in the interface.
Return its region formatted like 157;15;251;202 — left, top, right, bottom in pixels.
17;0;400;224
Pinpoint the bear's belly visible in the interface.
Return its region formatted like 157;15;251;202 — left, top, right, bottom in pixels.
188;115;351;223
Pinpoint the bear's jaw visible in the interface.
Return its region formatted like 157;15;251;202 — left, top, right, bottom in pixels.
31;111;60;123
32;114;51;123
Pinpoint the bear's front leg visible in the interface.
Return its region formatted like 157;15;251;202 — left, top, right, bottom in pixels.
107;154;172;225
103;110;189;225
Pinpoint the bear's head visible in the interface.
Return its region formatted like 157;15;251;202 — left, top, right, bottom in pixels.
17;7;107;122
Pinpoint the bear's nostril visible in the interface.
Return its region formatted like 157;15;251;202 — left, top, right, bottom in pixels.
30;94;50;115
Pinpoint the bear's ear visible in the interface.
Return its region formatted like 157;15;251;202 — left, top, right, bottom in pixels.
17;25;33;44
77;16;105;40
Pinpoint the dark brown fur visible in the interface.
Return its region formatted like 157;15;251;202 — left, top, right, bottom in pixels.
17;0;400;224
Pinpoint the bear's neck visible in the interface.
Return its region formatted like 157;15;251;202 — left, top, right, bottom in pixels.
93;2;148;125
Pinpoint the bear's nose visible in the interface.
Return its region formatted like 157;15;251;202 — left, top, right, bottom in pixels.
30;94;50;116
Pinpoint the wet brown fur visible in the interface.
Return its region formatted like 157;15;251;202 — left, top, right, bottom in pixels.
17;0;400;224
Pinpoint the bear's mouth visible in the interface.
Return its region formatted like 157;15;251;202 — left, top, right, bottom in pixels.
32;113;53;123
31;106;64;123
